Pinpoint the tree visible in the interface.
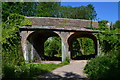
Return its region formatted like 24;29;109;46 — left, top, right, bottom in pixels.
2;2;37;21
2;2;97;21
59;4;97;20
113;20;120;29
35;2;60;17
2;2;23;21
59;6;73;18
44;37;61;57
72;38;95;58
98;20;109;30
72;39;81;58
86;4;97;20
2;13;32;65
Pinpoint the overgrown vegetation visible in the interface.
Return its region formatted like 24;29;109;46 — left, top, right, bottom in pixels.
2;2;96;21
2;14;31;65
72;38;95;57
84;20;120;80
84;51;120;80
3;60;69;80
44;37;61;58
2;2;120;80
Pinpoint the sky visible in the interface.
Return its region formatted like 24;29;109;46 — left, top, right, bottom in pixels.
61;2;119;23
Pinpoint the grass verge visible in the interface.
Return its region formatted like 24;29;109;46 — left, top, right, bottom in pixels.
2;60;69;80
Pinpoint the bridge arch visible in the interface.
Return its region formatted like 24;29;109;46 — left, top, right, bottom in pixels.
23;30;62;62
20;17;100;62
67;32;98;60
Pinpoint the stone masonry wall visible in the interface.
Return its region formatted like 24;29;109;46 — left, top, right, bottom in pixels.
26;17;98;28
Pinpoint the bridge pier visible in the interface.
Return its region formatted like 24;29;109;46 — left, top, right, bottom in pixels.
59;32;70;61
22;37;34;62
97;39;100;56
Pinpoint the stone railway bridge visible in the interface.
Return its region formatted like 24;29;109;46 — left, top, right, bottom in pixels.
19;17;101;62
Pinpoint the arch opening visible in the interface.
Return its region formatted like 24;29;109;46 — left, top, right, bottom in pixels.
71;38;95;60
26;31;62;62
68;32;98;60
44;37;61;61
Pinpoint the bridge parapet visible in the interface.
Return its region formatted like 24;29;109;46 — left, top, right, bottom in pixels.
26;17;98;28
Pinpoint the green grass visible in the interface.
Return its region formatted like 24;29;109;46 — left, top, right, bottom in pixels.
2;60;69;80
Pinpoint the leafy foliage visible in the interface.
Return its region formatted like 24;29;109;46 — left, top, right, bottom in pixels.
84;51;120;80
44;37;61;57
85;20;120;53
2;2;37;21
2;62;69;79
59;4;97;20
2;13;31;65
98;29;120;53
78;38;95;55
98;20;109;30
72;38;95;58
2;2;97;20
84;20;120;80
113;20;120;29
35;2;60;17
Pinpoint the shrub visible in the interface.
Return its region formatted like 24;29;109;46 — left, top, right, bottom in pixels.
2;61;70;79
84;51;120;80
2;64;30;79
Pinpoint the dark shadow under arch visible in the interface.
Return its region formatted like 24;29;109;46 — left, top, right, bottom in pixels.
68;32;98;60
26;30;62;61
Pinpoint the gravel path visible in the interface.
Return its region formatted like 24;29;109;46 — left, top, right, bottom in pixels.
41;60;88;79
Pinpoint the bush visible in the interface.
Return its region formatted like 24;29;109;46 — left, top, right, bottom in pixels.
2;63;53;79
2;61;70;79
2;64;30;79
84;51;120;80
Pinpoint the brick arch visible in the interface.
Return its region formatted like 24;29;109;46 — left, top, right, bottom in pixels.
67;32;98;59
23;31;62;61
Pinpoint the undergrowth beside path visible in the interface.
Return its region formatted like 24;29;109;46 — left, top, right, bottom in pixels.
2;61;69;80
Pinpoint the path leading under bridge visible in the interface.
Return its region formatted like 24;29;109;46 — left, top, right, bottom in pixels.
40;60;88;79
